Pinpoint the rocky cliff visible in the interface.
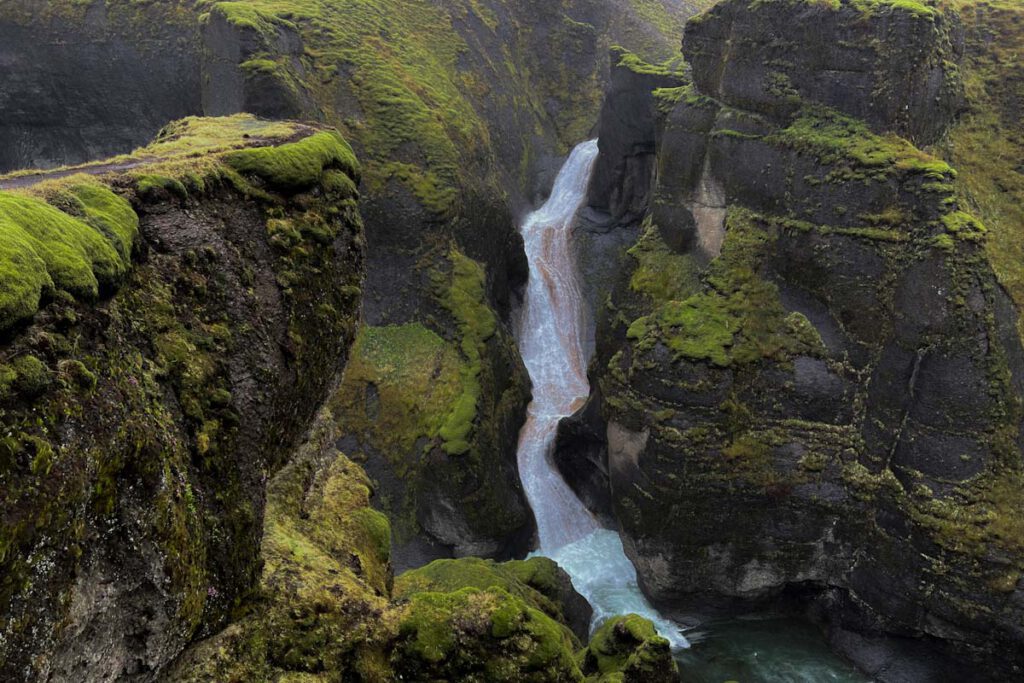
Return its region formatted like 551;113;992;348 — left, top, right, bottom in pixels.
0;116;366;680
568;0;1024;679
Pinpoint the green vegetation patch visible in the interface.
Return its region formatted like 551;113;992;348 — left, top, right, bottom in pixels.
628;217;701;305
578;614;677;681
612;46;687;78
331;247;498;465
226;130;358;190
747;0;938;19
850;0;939;19
626;209;825;367
768;106;955;181
435;248;497;455
332;323;464;476
0;188;135;331
393;586;582;678
395;556;577;632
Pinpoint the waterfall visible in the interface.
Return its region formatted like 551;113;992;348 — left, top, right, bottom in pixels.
514;140;689;649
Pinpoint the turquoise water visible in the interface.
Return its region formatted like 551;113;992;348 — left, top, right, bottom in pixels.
675;615;869;682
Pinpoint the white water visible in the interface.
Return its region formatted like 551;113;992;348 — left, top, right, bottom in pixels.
514;140;688;649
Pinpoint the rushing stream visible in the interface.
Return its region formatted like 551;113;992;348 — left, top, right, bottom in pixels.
514;140;688;648
513;140;871;681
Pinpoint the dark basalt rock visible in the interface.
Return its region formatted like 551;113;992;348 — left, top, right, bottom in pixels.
0;8;201;172
684;0;966;144
582;1;1024;680
587;48;686;225
200;6;317;121
555;392;617;527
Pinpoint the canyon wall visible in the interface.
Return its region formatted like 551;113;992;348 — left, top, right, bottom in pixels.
565;1;1024;680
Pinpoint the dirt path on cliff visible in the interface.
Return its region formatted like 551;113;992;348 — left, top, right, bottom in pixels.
0;125;320;192
0;158;154;190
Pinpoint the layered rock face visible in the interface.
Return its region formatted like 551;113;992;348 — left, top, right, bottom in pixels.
0;117;366;680
683;0;965;144
571;0;1024;679
0;2;203;172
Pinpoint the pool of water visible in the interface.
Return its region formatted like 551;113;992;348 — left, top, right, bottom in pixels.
675;614;869;682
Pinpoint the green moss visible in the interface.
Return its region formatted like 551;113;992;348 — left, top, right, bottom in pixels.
941;210;986;238
626;209;825;367
144;114;301;158
394;586;583;679
0;191;133;330
768;105;955;181
933;233;956;251
352;507;392;562
395;556;577;633
253;447;393;675
10;355;50;397
748;0;937;18
58;359;98;392
332;323;463;476
627;218;701;304
612;46;686;78
33;178;141;263
850;0;939;19
435;248;497;455
226;131;358;190
0;364;14;399
137;174;189;199
579;614;677;681
629;293;741;366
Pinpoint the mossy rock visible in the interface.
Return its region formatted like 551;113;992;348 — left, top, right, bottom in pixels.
10;355;50;397
395;556;591;642
578;615;678;683
0;115;366;680
392;586;584;682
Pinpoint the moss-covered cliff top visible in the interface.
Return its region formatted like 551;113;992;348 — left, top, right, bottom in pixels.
0;115;355;334
743;0;941;19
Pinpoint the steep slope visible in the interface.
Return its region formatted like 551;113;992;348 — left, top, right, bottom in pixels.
940;0;1024;338
566;1;1024;679
0;116;366;680
162;404;677;682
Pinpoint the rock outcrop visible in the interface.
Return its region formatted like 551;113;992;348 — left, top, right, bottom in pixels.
163;402;673;683
683;0;965;144
570;0;1024;679
587;48;686;226
0;116;365;680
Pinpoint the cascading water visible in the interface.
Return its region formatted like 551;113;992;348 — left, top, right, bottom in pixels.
514;139;688;649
